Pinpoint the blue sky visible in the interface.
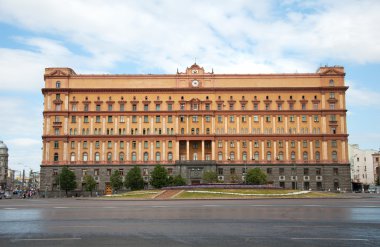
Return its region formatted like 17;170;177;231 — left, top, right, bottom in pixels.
0;0;379;172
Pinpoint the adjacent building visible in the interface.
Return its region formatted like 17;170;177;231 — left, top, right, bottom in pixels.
349;144;378;191
40;63;351;194
0;140;9;190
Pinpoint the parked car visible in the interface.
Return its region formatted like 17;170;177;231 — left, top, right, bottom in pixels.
3;191;12;199
368;185;379;193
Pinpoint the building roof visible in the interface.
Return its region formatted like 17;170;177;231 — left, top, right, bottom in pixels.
0;141;8;150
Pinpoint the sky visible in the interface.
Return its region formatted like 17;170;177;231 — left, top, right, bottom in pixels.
0;0;379;172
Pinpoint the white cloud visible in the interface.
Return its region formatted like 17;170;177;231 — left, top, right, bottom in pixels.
346;80;380;109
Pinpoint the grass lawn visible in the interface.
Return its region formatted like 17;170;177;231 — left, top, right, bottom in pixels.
104;190;160;199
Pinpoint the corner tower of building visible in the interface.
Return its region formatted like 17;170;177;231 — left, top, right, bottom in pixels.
40;64;350;194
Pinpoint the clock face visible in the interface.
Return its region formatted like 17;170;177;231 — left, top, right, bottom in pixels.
192;69;198;74
192;80;199;87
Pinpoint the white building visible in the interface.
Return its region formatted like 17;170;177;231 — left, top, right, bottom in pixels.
349;144;377;190
0;140;9;190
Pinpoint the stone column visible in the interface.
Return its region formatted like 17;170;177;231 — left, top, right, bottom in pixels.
186;140;190;160
212;140;215;160
201;140;205;160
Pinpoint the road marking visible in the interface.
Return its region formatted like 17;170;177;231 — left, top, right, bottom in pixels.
151;205;170;208
14;238;82;241
102;206;117;209
54;226;105;228
54;207;69;209
3;208;17;210
291;237;368;241
203;205;222;207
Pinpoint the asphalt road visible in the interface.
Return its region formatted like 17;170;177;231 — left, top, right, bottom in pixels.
1;196;380;247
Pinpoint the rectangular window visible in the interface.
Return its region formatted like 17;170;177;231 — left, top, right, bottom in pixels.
192;116;198;122
180;115;185;122
229;115;235;123
279;168;285;176
108;104;113;111
95;116;101;123
205;103;210;110
265;116;271;122
333;168;339;176
132;104;137;111
84;116;89;123
95;141;100;149
71;141;75;149
108;116;112;123
313;103;318;110
71;116;76;123
120;104;124;111
167;115;173;123
156;104;161;111
120;141;124;149
144;104;149;111
316;168;321;175
314;115;319;122
302;115;307;122
330;92;335;99
267;168;272;174
132;116;137;123
253;115;259;122
303;140;307;148
218;141;223;148
229;104;234;110
144;115;149;123
331;140;337;148
120;116;125;123
108;141;112;148
315;140;320;148
277;115;283;122
329;103;335;110
54;141;59;149
230;141;235;148
132;141;137;149
96;105;101;111
291;141;295;148
55;128;60;135
266;141;271;148
254;103;258;110
144;141;148;148
218;168;224;175
84;104;89;112
107;169;111;176
290;115;295;122
242;141;247;148
304;168;309;175
156;141;160;148
156;116;161;123
217;115;223;123
254;141;259;148
83;141;88;149
241;115;246;122
168;141;173;148
167;104;173;111
217;104;222;110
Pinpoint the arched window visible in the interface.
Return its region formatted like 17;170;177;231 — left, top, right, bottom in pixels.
254;151;259;161
70;152;75;162
83;152;88;161
303;151;308;161
144;152;149;161
56;81;61;88
229;152;235;161
168;152;173;161
132;152;137;161
54;153;59;162
107;152;112;161
315;151;320;161
74;128;77;135
218;151;223;161
119;152;124;161
242;151;247;161
266;151;271;161
291;151;296;161
278;151;284;161
95;152;100;161
70;128;73;135
156;152;161;161
329;79;335;86
181;128;185;134
332;151;338;162
193;153;198;160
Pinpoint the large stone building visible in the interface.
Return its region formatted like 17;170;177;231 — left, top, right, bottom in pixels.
0;140;9;190
40;63;351;194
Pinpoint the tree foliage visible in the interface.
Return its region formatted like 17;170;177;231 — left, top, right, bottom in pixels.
110;170;123;192
57;166;77;196
83;175;97;196
125;166;144;190
150;165;169;188
246;168;267;185
202;171;218;183
170;175;187;186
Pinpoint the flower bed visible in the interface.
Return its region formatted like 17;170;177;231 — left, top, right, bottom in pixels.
163;184;283;190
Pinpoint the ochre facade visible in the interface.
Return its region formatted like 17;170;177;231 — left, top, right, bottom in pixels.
40;64;351;193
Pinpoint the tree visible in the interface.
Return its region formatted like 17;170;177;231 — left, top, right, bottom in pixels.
202;171;218;183
150;165;169;188
125;166;144;190
57;166;77;196
83;175;97;196
171;175;187;186
246;168;267;185
376;176;380;186
110;170;123;193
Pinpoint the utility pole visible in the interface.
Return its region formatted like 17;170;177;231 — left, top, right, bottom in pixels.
22;169;25;191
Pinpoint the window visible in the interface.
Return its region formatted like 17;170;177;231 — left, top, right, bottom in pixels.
192;116;198;122
168;152;173;161
291;151;296;161
108;116;112;123
144;104;149;111
168;104;173;111
303;151;308;161
156;116;160;123
331;140;337;148
218;141;223;148
217;115;223;123
265;116;271;122
229;104;234;110
254;141;259;148
230;141;235;148
254;151;259;161
205;103;210;110
53;153;59;162
71;116;76;123
229;152;235;161
242;151;247;161
315;140;320;148
180;103;185;110
56;81;61;88
217;104;222;110
277;115;283;122
168;115;173;123
107;152;112;161
107;169;111;176
278;151;284;161
70;152;75;162
266;141;271;148
120;104;125;111
132;116;137;123
132;152;137;161
156;152;161;161
266;151;271;161
83;152;88;161
205;115;211;122
132;104;137;111
315;151;320;161
96;104;101;111
108;104;113;111
144;141;148;149
156;104;161;111
332;151;338;162
229;115;235;123
314;115;319;122
54;141;59;149
302;115;307;122
329;79;335;86
253;103;258;110
84;116;89;123
83;141;88;149
329;92;335;99
333;168;339;175
143;152;149;161
303;141;307;148
119;152;124;161
253;115;259;122
329;103;335;110
218;152;223;161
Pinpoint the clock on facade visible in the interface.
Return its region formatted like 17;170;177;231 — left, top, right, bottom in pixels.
191;80;199;87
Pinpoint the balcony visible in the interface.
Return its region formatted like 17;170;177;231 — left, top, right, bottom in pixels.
53;121;62;126
175;160;217;166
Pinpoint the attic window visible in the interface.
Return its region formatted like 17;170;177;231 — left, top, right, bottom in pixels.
85;96;88;100
169;96;172;100
290;96;293;99
97;96;100;100
206;96;209;100
121;96;124;100
302;95;305;99
56;81;61;88
329;79;335;86
181;96;184;100
266;96;269;100
145;96;148;100
314;95;317;99
278;96;281;100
